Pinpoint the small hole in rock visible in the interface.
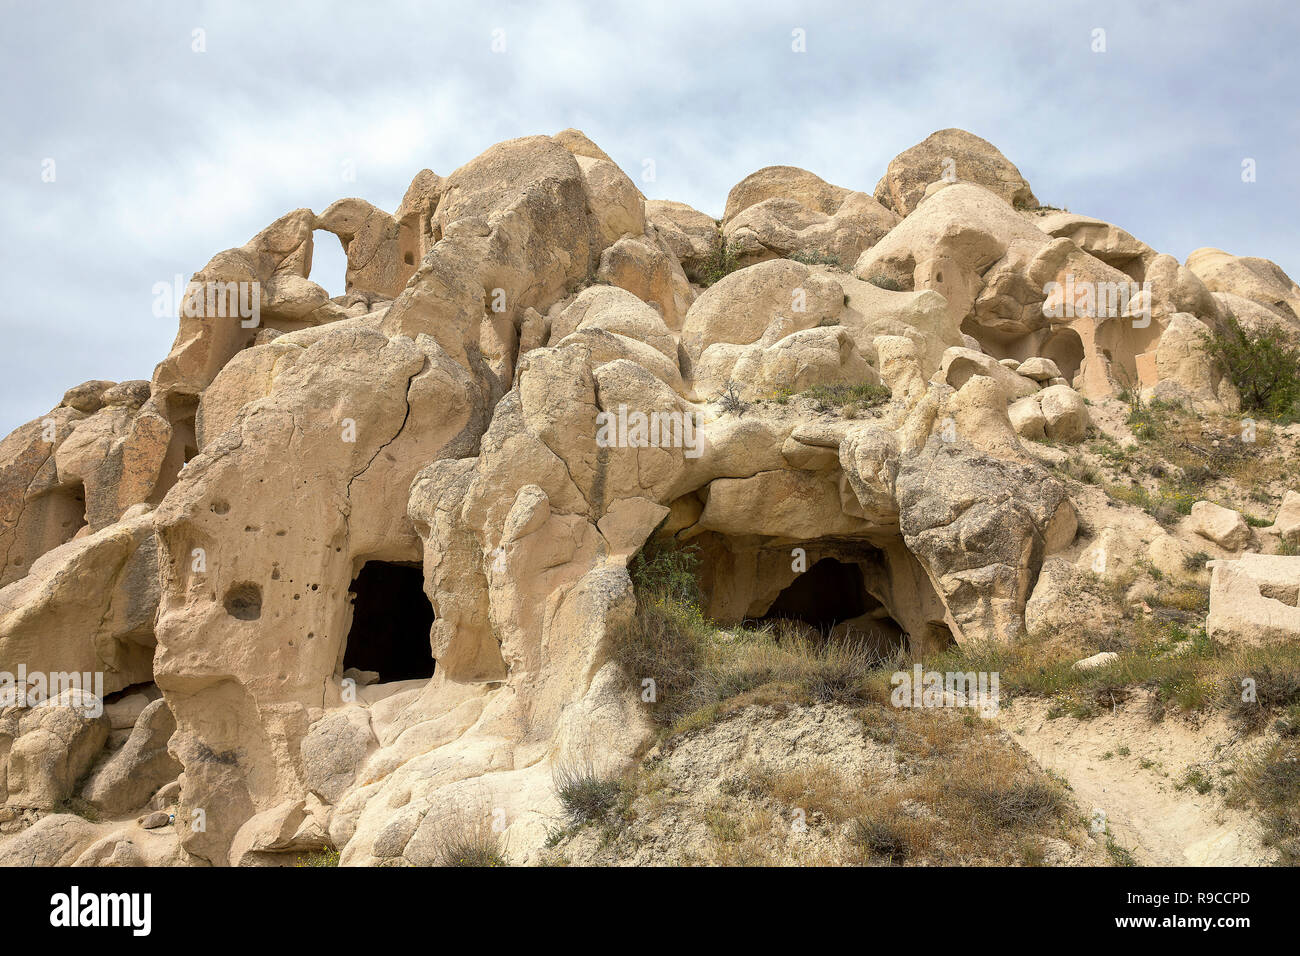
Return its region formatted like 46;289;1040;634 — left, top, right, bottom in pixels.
223;582;262;621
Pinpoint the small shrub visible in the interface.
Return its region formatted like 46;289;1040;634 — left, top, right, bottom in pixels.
699;236;743;287
552;759;625;828
714;380;749;416
1228;664;1300;730
432;807;509;867
295;846;340;867
57;798;101;822
958;780;1067;829
1177;768;1214;795
849;816;909;864
1229;739;1300;864
1203;316;1300;420
1106;837;1137;866
630;537;701;606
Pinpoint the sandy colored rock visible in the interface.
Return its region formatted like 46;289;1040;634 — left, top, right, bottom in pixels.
1267;490;1300;546
8;126;1292;872
874;129;1037;216
1190;501;1250;551
5;690;109;809
1186;247;1300;328
82;698;181;815
1207;554;1300;645
680;259;844;362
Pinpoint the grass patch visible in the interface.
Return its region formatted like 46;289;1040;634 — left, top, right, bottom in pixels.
615;539;893;733
56;797;101;822
789;250;843;268
552;758;627;829
1229;738;1300;864
431;806;509;867
294;846;340;867
1227;664;1300;731
770;381;892;413
865;274;905;291
848;816;910;864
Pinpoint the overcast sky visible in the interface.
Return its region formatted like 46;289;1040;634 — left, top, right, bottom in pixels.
2;0;1297;435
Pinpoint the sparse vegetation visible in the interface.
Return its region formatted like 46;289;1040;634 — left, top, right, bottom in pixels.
1229;738;1300;864
714;380;748;416
770;381;892;414
56;797;101;822
848;816;910;864
616;538;893;733
294;845;340;867
865;274;904;291
789;249;843;268
1203;316;1300;421
699;235;743;286
552;758;627;828
431;806;510;867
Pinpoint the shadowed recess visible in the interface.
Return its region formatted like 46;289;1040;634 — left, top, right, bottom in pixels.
343;560;436;682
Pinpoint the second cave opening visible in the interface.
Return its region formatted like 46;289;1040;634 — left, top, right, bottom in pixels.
342;560;436;683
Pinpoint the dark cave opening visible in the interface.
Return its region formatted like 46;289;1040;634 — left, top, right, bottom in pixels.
343;561;436;682
758;557;869;631
755;557;907;655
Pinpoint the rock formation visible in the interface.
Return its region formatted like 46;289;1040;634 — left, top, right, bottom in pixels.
1;127;1295;867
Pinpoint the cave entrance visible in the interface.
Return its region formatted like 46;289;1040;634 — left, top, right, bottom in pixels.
754;557;907;657
1041;327;1085;386
343;561;436;682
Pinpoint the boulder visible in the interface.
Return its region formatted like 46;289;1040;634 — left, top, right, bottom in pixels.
1267;490;1300;546
4;689;109;809
895;440;1076;643
1016;357;1061;381
1186;248;1300;328
82;699;182;815
644;200;717;281
1073;651;1119;671
722;170;897;268
0;814;101;866
1190;501;1250;551
874;128;1037;216
1037;384;1090;442
1206;554;1300;645
680;259;844;362
300;707;377;805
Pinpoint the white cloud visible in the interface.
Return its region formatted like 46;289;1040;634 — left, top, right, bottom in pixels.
0;0;1296;434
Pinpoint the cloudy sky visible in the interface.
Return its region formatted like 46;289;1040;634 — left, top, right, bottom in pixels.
1;0;1296;435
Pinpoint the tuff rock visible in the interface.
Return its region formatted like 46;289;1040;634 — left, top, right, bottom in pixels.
0;127;1287;867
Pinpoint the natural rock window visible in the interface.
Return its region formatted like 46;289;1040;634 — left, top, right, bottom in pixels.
342;561;436;682
309;229;348;297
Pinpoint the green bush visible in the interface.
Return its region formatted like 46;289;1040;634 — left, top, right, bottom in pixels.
630;538;701;607
698;236;743;287
1203;316;1300;419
